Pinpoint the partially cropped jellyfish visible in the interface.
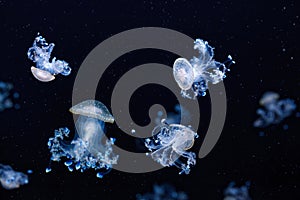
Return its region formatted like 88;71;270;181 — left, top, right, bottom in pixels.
27;34;71;82
223;182;251;200
254;92;297;128
155;104;191;125
0;81;20;111
136;184;188;200
145;119;198;174
47;100;118;178
173;38;235;99
0;164;29;190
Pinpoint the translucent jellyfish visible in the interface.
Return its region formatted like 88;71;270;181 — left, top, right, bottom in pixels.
27;34;71;82
254;92;297;128
0;81;19;111
47;100;118;178
145;120;198;174
136;184;188;200
0;164;28;190
223;182;251;200
173;38;235;99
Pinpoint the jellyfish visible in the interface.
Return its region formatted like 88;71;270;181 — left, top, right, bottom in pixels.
0;81;19;111
136;184;188;200
145;120;198;174
27;34;71;82
223;182;251;200
254;92;297;128
0;164;29;190
173;38;235;99
47;100;118;178
155;104;191;125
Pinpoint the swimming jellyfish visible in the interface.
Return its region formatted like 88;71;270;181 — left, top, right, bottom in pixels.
254;92;297;128
47;100;118;178
27;34;71;82
136;184;188;200
224;182;251;200
145;119;198;174
0;164;28;190
173;38;235;99
0;81;19;111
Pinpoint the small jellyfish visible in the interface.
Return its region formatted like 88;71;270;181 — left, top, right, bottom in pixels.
47;100;118;178
254;92;297;128
0;164;29;190
223;182;251;200
27;34;71;82
0;81;19;111
173;39;235;99
136;184;188;200
259;91;279;106
155;104;191;125
145;120;198;174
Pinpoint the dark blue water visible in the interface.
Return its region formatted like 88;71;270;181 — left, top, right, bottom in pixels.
0;0;299;199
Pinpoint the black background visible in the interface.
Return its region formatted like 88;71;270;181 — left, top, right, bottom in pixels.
0;0;299;199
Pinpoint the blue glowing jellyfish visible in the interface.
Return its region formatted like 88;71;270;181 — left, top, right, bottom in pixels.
173;39;234;99
145;120;198;174
0;81;19;111
155;104;191;125
0;164;28;190
224;182;251;200
254;92;297;128
27;34;71;82
136;184;188;200
47;100;118;178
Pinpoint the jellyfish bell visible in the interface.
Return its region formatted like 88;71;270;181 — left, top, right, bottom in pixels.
31;66;55;82
169;124;196;150
69;100;114;123
259;92;279;106
146;122;198;174
173;58;194;90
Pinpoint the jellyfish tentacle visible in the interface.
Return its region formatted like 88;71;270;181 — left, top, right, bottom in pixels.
47;100;118;178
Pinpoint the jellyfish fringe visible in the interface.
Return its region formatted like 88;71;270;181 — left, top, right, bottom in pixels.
47;127;118;178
